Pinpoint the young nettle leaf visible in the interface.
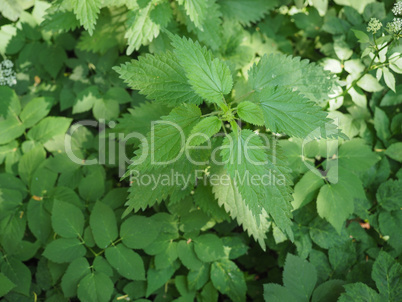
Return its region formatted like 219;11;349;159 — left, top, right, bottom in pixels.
220;129;294;240
114;52;203;106
236;101;264;126
219;0;276;26
71;0;101;35
189;116;222;146
168;33;233;109
177;0;210;30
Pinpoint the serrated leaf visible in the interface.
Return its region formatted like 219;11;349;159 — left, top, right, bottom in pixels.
211;259;247;302
178;0;209;29
27;116;72;144
220;0;276;26
194;234;225;262
43;238;86;263
338;283;381;302
77;272;114;302
61;258;91;298
248;53;336;104
90;201;118;249
220;129;293;239
237;101;264;126
372;251;402;301
71;0;101;35
105;244;145;280
376;179;402;211
168;33;233;107
264;283;296;302
311;279;346;302
52;199;84;238
255;85;333;138
114;52;202;106
0;117;25;145
189;116;222;146
20;97;54;128
0;86;20;119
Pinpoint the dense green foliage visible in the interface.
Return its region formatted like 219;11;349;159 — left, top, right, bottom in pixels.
0;0;401;301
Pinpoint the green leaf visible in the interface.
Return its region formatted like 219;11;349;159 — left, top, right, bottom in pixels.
105;244;145;280
177;240;203;270
309;218;349;249
0;258;30;296
188;264;210;290
352;29;370;43
114;52;203;106
357;74;383;92
27;116;72;144
374;107;391;143
338;283;381;302
376;179;402;211
61;257;91;298
194;234;225;262
256;85;333;138
338;139;380;172
0;117;25;145
43;238;86;263
317;167;365;233
93;99;119;122
90;201;118;249
219;0;276;26
0;86;20;119
264;284;296;302
77;272;114;302
120;215;160;249
146;264;178;297
177;0;209;29
248;53;336;104
372;251;402;300
211;168;271;249
0;272;15;297
20;97;54;129
52;199;84;238
311;280;346;302
385;142;402;162
27;199;52;243
189;116;222;146
283;254;317;302
292;170;324;210
211;259;247;302
378;210;402;251
39;45;67;78
73;86;101;114
71;0;101;35
237;101;264;126
168;33;233;108
18;145;46;185
0;0;24;21
383;67;396;92
220;129;293;239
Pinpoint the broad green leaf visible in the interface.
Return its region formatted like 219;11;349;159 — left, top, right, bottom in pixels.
374;107;391;143
168;33;233;108
120;215;160;249
78;168;105;202
221;129;293;239
211;168;271;249
309;218;349;249
146;265;178;297
264;284;296;302
93;256;113;277
39;45;67;78
338;139;380;172
385;142;402;162
211;259;247;302
73;86;101;114
105;244;145;280
255;85;332;138
372;251;402;301
27;116;72;144
188;263;210;290
0;272;15;297
177;0;209;29
27;199;52;243
194;234;225;262
18;145;46;185
311;280;346;302
0;258;31;296
52;199;84;238
61;257;91;298
237;101;264;126
43;238;86;263
30;166;58;197
77;272;114;302
200;281;218;301
114;52;203;106
0;0;24;21
177;240;203;270
376;179;402;211
93;99;119;122
378;210;402;251
357;74;383;92
189;116;222;146
20;97;54;129
317;167;366;233
0;86;20;118
352;29;370;43
292;170;324;210
0;117;25;145
90;201;118;249
283;254;317;301
219;0;276;25
338;283;380;302
328;241;356;276
71;0;101;35
383;67;396;92
248;53;337;104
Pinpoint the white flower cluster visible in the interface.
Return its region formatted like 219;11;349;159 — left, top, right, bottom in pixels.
367;18;382;34
388;17;402;34
0;59;17;87
392;1;402;15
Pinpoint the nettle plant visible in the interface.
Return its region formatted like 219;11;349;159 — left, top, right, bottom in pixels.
115;31;346;248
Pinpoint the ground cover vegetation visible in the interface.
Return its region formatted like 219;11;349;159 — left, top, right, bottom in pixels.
0;0;401;301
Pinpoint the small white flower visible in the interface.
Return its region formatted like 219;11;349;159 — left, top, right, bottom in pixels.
367;18;382;34
0;59;17;87
392;1;402;16
387;18;402;33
